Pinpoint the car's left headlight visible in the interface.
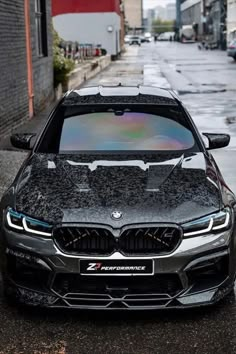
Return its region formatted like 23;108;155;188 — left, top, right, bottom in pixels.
182;207;232;237
6;208;52;237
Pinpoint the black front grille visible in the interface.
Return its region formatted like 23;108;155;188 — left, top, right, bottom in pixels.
120;227;181;255
53;227;116;255
53;226;181;256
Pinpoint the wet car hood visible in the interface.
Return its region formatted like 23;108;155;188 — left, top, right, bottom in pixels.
15;152;221;226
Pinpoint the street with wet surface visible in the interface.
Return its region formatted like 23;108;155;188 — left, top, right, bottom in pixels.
0;42;236;354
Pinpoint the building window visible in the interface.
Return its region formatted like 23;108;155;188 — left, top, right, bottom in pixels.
35;0;48;57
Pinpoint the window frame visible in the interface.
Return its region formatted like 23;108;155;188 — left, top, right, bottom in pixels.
35;0;48;57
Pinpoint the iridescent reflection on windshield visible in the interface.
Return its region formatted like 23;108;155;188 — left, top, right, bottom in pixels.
60;112;195;151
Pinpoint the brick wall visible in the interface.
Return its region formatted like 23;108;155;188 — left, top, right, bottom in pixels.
0;0;28;138
0;0;53;139
123;0;142;28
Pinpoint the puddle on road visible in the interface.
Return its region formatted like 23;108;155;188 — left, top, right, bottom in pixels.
201;83;226;86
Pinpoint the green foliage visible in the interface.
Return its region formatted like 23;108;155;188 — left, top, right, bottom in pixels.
53;29;75;88
152;18;174;34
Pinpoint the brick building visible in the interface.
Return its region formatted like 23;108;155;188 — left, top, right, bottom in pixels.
0;0;53;138
123;0;143;30
227;0;236;43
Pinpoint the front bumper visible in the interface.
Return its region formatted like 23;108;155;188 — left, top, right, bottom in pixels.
1;225;236;310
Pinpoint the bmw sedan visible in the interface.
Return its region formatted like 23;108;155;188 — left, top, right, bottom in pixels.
0;85;235;310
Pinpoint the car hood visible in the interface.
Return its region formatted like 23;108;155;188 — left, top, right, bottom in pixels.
15;152;221;227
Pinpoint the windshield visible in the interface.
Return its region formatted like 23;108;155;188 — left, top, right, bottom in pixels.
60;112;194;151
36;105;199;153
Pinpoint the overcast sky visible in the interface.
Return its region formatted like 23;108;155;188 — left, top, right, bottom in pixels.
143;0;174;9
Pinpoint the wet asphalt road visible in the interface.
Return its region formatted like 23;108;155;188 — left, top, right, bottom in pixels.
1;42;236;353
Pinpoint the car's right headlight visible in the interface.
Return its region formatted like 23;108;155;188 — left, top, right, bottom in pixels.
182;207;232;238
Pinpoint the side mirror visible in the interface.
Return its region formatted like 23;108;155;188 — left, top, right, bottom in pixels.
10;133;36;150
202;133;230;150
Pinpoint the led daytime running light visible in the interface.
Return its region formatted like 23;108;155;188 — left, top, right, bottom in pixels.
184;218;213;237
7;209;52;236
183;209;231;237
6;211;23;230
212;212;230;230
22;218;52;237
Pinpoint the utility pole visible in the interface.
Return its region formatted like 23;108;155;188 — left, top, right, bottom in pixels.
219;0;226;49
141;0;144;29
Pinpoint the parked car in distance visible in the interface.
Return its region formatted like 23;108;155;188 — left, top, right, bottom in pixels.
129;36;141;46
124;35;131;44
228;28;236;45
227;39;236;61
140;35;146;43
158;32;175;41
144;32;152;42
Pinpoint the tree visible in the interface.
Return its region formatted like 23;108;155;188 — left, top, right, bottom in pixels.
53;29;75;88
152;18;174;34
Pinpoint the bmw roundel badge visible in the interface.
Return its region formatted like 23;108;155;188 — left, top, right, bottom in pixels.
111;211;123;220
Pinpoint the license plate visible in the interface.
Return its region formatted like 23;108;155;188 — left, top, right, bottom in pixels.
80;259;154;275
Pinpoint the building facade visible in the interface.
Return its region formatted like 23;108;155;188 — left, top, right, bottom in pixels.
181;0;203;36
120;1;126;50
146;9;156;32
204;0;227;48
0;0;53;138
123;0;143;30
180;0;229;47
165;3;176;21
52;0;121;57
227;0;236;42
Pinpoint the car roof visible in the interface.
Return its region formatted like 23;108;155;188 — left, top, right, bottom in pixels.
63;85;178;106
65;84;177;101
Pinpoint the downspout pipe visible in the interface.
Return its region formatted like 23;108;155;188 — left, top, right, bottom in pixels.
24;0;34;119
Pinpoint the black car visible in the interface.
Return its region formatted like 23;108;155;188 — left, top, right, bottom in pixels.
0;85;235;310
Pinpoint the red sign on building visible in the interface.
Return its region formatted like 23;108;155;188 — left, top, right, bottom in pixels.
52;0;121;17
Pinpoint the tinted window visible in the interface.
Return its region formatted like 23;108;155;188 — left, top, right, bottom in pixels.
59;112;195;151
